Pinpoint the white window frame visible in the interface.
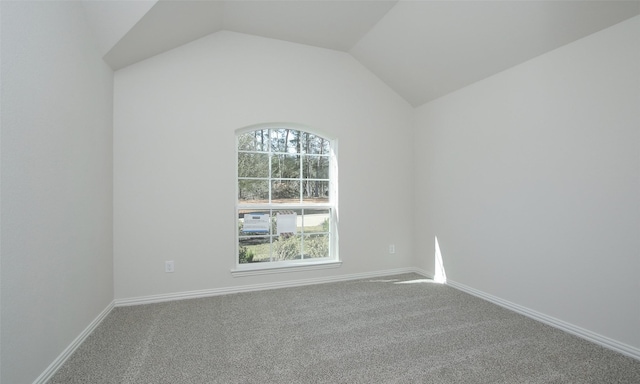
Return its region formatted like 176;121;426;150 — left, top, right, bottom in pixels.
231;123;340;276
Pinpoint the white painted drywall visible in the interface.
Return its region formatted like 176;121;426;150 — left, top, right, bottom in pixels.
0;2;114;383
414;16;640;350
113;31;414;299
81;0;156;56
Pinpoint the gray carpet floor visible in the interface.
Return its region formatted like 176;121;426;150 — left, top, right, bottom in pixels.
50;274;640;383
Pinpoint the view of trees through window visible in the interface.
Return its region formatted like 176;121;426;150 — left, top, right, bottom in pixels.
236;127;335;264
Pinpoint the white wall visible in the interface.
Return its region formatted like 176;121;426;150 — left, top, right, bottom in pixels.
81;0;156;56
414;16;640;350
113;31;414;300
0;2;114;383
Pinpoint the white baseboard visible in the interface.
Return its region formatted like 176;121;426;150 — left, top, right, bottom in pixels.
445;279;640;361
115;267;425;307
33;301;115;384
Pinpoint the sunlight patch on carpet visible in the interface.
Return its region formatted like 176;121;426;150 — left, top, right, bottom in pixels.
394;279;435;284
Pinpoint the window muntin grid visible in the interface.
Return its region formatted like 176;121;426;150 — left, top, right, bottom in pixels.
236;127;335;265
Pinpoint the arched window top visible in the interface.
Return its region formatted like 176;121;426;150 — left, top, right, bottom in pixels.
237;123;333;156
236;122;334;141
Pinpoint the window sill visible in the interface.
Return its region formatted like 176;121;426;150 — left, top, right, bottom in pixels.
231;260;342;277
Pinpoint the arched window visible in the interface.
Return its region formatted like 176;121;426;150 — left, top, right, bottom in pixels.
235;124;338;273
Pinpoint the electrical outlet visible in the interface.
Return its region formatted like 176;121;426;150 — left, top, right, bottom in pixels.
165;261;174;273
389;244;396;254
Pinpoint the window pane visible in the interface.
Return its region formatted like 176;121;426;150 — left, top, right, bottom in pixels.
238;153;269;177
302;209;330;233
273;209;303;235
272;234;302;261
239;237;271;263
303;234;329;259
301;133;330;154
271;180;300;202
238;180;268;203
303;180;329;203
238;130;269;152
271;154;300;179
238;210;271;236
270;129;300;153
303;155;329;179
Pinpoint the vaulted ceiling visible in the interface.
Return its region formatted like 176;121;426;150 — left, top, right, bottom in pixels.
83;0;640;107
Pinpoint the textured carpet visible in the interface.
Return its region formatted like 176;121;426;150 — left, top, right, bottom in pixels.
50;274;640;383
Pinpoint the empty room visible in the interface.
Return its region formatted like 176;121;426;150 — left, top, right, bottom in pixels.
1;1;639;383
